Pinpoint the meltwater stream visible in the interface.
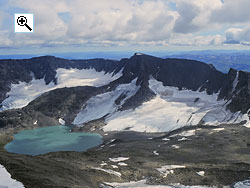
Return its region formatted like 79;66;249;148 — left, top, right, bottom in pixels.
5;125;102;156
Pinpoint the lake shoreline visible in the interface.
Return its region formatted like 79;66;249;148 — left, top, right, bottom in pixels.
4;125;103;156
1;124;250;187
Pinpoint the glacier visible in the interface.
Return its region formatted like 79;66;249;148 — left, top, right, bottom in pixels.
0;68;122;112
73;78;139;125
102;78;249;132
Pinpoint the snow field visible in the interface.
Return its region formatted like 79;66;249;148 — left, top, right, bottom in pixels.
0;164;24;188
0;68;122;111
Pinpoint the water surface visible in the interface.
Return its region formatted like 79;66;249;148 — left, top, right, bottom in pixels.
5;126;102;156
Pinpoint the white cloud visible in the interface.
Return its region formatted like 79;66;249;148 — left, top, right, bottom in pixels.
173;0;222;33
0;31;13;47
169;34;225;46
0;0;249;50
211;0;250;23
11;0;68;40
0;11;3;26
67;0;177;42
211;35;225;45
225;27;250;45
3;0;178;47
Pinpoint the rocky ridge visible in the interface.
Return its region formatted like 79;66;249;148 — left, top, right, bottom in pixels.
0;53;250;130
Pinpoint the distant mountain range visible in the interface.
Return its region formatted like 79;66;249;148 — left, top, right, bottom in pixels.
1;50;250;73
0;53;249;132
165;50;250;73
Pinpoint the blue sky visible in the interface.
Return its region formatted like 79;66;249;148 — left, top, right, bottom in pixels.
1;0;250;55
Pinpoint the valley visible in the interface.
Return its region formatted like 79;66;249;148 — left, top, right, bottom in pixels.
0;53;250;187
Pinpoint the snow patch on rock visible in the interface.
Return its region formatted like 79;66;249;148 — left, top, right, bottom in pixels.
100;162;108;167
233;180;250;188
162;138;170;141
118;162;128;166
172;145;180;149
0;164;24;188
196;171;205;177
109;157;129;163
135;53;143;56
153;150;159;155
58;118;65;125
92;167;121;177
232;71;239;92
170;130;196;138
111;165;118;169
178;137;189;141
212;128;225;132
156;165;186;177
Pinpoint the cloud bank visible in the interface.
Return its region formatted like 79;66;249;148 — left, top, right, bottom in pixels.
0;0;250;51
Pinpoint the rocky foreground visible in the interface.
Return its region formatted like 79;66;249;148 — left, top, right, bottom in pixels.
1;123;250;188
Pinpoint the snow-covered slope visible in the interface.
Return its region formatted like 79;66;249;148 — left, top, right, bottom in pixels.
149;78;243;125
0;164;24;188
0;78;55;112
71;76;250;133
55;68;122;88
0;68;121;112
101;78;248;133
73;78;139;125
103;95;198;132
1;54;249;133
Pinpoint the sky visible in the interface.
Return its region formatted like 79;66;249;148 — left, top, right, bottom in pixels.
1;0;250;55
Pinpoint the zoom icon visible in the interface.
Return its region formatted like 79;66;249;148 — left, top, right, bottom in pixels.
15;14;34;33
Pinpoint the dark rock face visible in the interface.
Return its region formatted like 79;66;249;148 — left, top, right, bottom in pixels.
24;86;98;124
0;86;98;129
0;109;57;130
27;56;124;84
0;60;33;105
0;53;250;130
0;56;123;104
122;54;249;113
113;54;249;114
227;71;250;113
123;54;229;93
119;80;156;111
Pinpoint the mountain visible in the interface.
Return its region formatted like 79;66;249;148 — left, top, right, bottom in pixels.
0;53;250;132
166;50;250;73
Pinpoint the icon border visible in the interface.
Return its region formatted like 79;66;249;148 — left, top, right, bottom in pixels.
14;13;34;33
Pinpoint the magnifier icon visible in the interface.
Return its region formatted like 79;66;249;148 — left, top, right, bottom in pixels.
17;16;32;31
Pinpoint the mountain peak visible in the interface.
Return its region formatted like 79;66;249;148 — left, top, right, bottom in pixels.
30;55;57;60
131;52;158;59
134;52;144;56
129;53;162;63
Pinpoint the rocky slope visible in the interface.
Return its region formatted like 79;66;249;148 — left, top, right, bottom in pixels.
0;86;99;131
1;124;250;187
0;56;123;106
0;53;250;131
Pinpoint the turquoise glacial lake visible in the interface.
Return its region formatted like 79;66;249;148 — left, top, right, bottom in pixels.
5;126;103;156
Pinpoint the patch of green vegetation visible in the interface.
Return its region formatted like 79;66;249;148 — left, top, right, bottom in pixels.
0;133;13;151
